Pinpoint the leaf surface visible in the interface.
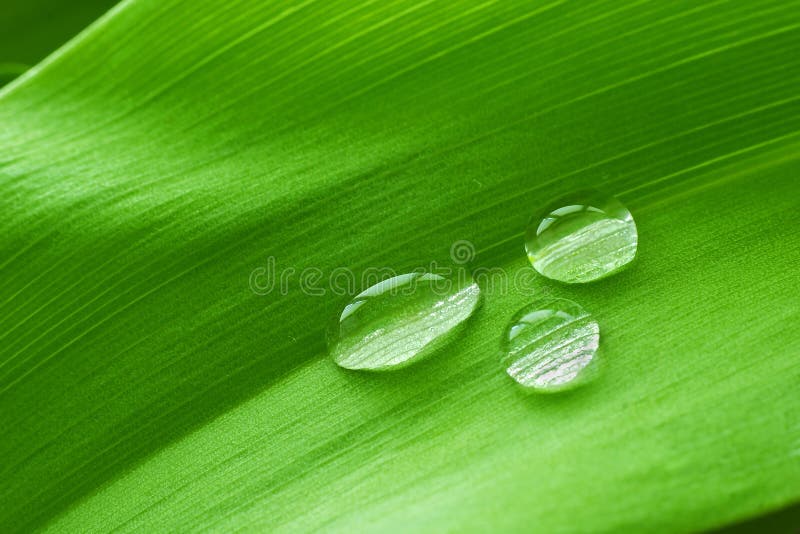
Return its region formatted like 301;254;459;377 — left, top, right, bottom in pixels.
1;0;799;532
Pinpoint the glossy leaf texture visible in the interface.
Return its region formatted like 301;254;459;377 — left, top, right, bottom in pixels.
1;0;799;532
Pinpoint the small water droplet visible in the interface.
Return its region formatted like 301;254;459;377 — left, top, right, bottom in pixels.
525;190;637;283
330;273;481;371
502;298;599;392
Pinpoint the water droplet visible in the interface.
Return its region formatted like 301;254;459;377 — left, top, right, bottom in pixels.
330;272;481;371
502;298;599;392
525;190;637;283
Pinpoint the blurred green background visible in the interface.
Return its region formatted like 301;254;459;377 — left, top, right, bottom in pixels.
0;0;118;84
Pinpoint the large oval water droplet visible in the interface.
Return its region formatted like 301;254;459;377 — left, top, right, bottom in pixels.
330;273;481;371
502;298;599;392
525;190;637;283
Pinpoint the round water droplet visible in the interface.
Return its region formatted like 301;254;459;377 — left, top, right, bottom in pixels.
502;298;599;392
525;190;637;283
330;273;481;371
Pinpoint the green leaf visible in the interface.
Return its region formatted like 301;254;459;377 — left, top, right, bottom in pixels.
1;0;799;532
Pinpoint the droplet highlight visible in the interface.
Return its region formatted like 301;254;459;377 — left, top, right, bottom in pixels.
525;190;637;283
330;273;481;371
502;298;599;392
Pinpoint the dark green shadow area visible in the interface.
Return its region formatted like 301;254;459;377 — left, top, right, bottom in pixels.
0;0;120;67
714;502;800;533
0;63;29;88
